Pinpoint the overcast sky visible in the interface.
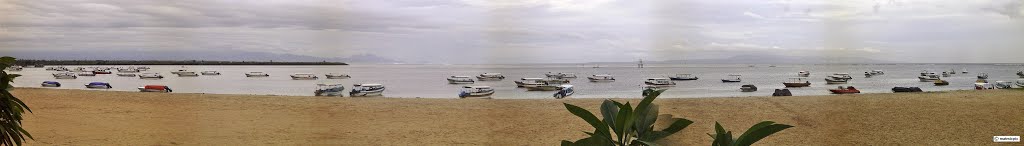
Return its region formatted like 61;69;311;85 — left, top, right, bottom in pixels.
1;0;1023;63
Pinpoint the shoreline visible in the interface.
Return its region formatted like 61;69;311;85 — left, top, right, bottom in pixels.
14;88;1024;145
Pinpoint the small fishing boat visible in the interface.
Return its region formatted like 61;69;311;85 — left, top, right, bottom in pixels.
515;78;548;87
325;73;352;79
1017;70;1024;78
139;73;164;79
245;72;270;77
962;69;969;74
177;72;199;77
830;73;853;80
892;87;923;93
864;70;884;78
783;77;811;87
201;71;221;75
447;76;475;84
797;71;810;77
975;83;995;90
53;72;77;79
526;85;561;91
118;68;139;73
994;81;1013;89
545;72;577;79
772;89;793;96
171;69;191;75
543;78;571;84
721;75;742;83
941;72;951;77
825;76;849;84
553;85;575;99
314;84;345;96
459;86;495;98
645;78;677;86
5;66;22;71
41;81;61;87
138;85;173;92
350;84;385;97
918;73;941;82
117;73;137;77
85;82;112;89
1016;79;1024;87
977;73;989;79
829;86;861;94
934;79;949;86
948;69;957;75
290;73;319;80
476;73;505;81
740;84;758;92
78;72;96;76
587;74;616;82
92;70;112;74
669;74;699;80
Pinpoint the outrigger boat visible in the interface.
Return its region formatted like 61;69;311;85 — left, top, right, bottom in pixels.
783;77;811;87
515;78;548;87
139;73;164;79
587;74;616;82
85;82;112;89
721;75;742;83
553;85;575;99
825;76;849;84
325;73;352;79
830;73;853;80
447;76;475;84
117;73;137;77
526;85;561;91
669;74;699;80
246;72;270;77
314;84;345;96
459;86;495;98
797;71;810;77
645;78;677;86
138;85;173;92
350;84;385;97
201;71;221;75
53;72;77;79
290;73;319;80
177;72;199;77
476;73;505;81
977;73;989;79
41;81;61;87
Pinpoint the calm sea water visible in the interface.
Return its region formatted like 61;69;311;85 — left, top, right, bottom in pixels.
10;64;1024;99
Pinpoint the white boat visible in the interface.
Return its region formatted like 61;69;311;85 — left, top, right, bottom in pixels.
830;73;853;80
314;84;345;96
139;73;164;79
177;72;199;77
1016;79;1024;87
290;73;319;80
948;69;957;75
977;73;989;79
117;73;137;77
118;68;139;73
246;72;270;77
553;85;575;99
515;78;548;87
447;76;475;84
78;72;96;76
918;74;941;82
476;73;505;81
645;78;676;86
784;77;811;87
864;70;884;78
941;72;951;77
138;85;173;92
459;86;495;98
669;74;699;80
171;69;191;75
797;71;810;77
1017;70;1024;78
962;69;969;74
994;81;1013;89
587;74;615;82
52;72;77;79
201;71;221;75
721;75;742;83
825;77;849;84
5;66;23;71
325;73;352;79
350;84;385;97
545;72;577;79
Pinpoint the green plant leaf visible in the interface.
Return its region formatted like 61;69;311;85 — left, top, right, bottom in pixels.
650;118;693;141
600;100;620;137
633;104;659;140
734;121;793;146
564;103;612;143
635;139;659;146
613;102;634;144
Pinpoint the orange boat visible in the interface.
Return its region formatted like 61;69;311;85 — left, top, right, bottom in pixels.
829;86;860;94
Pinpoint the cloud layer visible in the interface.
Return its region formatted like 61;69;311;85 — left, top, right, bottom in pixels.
1;0;1023;63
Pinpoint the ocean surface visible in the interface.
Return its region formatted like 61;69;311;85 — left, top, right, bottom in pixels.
10;64;1024;99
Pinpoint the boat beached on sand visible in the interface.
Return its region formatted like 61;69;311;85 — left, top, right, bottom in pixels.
783;77;811;87
290;73;319;80
459;86;495;98
553;85;575;99
41;81;61;87
314;84;345;96
85;82;112;89
447;76;475;84
829;86;861;94
350;84;385;97
138;85;173;92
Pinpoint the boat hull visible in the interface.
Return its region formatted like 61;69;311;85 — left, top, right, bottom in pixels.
326;75;351;79
721;80;741;83
350;91;384;97
588;79;615;82
460;91;495;98
525;86;560;91
515;82;546;87
291;77;319;80
54;76;77;79
669;77;698;81
246;75;270;77
138;88;171;93
783;82;811;87
86;85;111;89
829;90;860;94
41;84;60;87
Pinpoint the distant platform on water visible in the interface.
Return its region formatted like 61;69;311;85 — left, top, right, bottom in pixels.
16;60;348;66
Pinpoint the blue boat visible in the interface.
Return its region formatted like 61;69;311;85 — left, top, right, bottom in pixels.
41;81;61;87
85;82;112;89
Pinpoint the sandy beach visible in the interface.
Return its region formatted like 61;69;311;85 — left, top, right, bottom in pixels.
12;88;1024;145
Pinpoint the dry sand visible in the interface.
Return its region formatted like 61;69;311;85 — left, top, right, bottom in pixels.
12;88;1024;145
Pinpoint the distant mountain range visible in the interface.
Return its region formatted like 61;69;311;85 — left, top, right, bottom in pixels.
590;55;894;64
0;50;401;64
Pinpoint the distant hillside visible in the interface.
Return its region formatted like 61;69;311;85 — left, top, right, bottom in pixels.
0;50;400;64
589;55;893;64
15;60;347;66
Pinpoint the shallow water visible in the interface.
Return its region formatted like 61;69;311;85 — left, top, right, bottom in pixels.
10;64;1024;99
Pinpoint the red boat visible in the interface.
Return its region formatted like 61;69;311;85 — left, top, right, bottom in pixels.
138;85;173;92
829;86;861;94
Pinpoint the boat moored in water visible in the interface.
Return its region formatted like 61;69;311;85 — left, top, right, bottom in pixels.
314;84;345;96
797;71;810;77
350;84;385;97
290;73;319;80
783;77;811;87
645;78;677;86
829;86;861;94
934;79;949;86
515;78;548;87
977;73;989;79
669;74;699;80
545;72;577;79
85;82;112;89
92;70;112;74
117;73;137;77
53;72;77;79
41;81;61;87
476;73;505;81
1017;70;1024;78
78;72;96;76
447;76;475;84
177;72;199;77
587;74;616;82
5;66;23;71
326;73;352;79
459;86;495;98
118;68;139;73
171;69;191;75
740;84;758;92
721;75;742;83
918;73;941;82
201;71;221;75
246;72;270;77
139;73;164;79
526;85;561;91
138;85;173;92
